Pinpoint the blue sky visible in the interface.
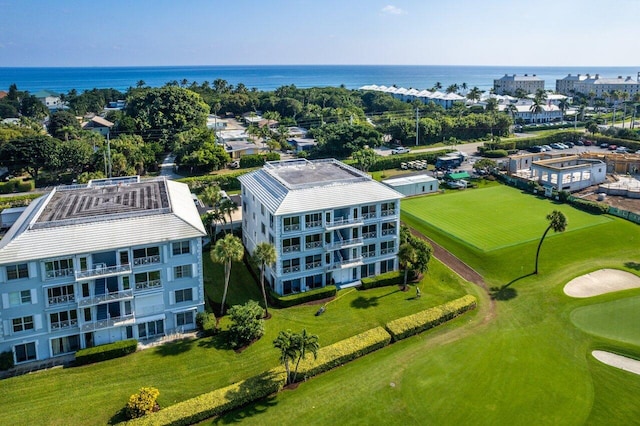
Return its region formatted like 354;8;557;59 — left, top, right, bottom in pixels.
2;0;639;67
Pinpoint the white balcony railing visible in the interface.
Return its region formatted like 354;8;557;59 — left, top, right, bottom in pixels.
327;257;363;270
51;319;78;330
48;294;75;306
283;224;301;232
75;264;132;280
381;229;397;236
361;212;377;220
282;244;301;253
45;268;75;280
326;217;363;228
305;220;322;229
81;314;135;332
380;247;395;255
325;238;363;250
282;265;301;274
135;280;162;291
133;255;161;266
362;232;377;240
77;289;134;307
362;251;376;259
305;241;323;250
305;261;323;270
381;209;396;217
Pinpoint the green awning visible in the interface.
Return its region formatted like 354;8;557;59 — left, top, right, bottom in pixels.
446;171;470;180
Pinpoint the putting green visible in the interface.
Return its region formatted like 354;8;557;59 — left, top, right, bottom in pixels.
571;295;640;346
402;185;612;252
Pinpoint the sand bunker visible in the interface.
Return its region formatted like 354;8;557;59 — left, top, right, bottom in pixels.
592;351;640;375
563;269;640;298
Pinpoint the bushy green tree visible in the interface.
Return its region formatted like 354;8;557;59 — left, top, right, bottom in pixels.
125;387;160;419
227;300;265;348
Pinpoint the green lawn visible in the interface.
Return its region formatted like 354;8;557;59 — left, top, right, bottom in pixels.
200;185;640;425
0;249;467;426
571;295;640;346
402;185;612;251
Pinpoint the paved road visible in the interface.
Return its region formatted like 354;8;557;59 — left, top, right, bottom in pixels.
159;154;183;180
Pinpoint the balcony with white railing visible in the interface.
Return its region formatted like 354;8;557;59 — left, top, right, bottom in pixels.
50;319;78;331
362;251;376;259
381;209;396;217
45;268;75;280
48;294;75;306
380;247;396;255
81;314;135;332
75;263;132;281
133;255;161;267
135;280;162;291
325;217;363;230
283;224;301;232
305;220;323;229
327;257;363;270
325;237;363;250
305;261;323;270
77;289;134;307
282;265;301;274
362;232;377;240
381;229;397;237
282;245;301;254
305;241;323;250
361;212;377;220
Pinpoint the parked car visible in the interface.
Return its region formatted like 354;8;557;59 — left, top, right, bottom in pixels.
600;143;610;149
392;147;411;155
615;147;628;153
527;145;543;153
583;140;593;146
542;145;553;152
564;141;575;148
550;143;563;150
574;140;585;146
608;145;618;151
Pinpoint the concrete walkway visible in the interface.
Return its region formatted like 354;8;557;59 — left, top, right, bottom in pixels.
159;153;183;180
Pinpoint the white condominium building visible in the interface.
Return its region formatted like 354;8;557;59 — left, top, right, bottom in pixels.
493;74;545;95
239;159;404;295
0;177;206;365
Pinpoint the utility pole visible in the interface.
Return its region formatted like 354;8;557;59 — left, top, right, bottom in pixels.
415;106;419;146
106;133;112;178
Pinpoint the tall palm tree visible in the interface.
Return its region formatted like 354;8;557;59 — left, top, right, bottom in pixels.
461;82;468;95
534;211;567;274
273;330;299;385
219;198;238;234
446;84;459;94
211;234;244;316
200;185;222;236
620;91;630;128
398;242;417;288
467;87;482;103
291;329;320;383
558;98;571;120
506;104;519;122
253;242;277;318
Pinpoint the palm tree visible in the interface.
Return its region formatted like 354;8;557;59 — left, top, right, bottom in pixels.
466;87;482;103
200;185;222;236
446;84;459;94
136;80;146;88
434;82;442;91
461;82;468;95
506;104;519;122
253;242;277;318
620;91;630;128
529;98;544;124
558;98;571;120
398;242;417;289
211;234;244;316
219;198;238;234
273;330;299;385
291;329;319;383
534;211;567;274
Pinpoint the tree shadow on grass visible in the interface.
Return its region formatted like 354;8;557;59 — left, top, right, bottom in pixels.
351;296;379;309
211;395;279;425
625;262;640;271
153;337;195;356
108;408;128;425
489;272;535;301
197;331;233;351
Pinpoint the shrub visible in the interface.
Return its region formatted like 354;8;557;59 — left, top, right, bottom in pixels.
16;179;34;192
269;285;337;308
122;370;287;426
482;149;508;158
385;295;477;341
126;387;160;419
74;339;138;366
360;271;403;290
0;179;18;194
0;350;14;371
227;300;265;348
290;326;392;382
195;312;217;336
567;197;609;214
238;153;281;168
178;170;251;192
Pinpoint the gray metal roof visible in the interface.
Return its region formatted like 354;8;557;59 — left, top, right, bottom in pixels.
239;159;404;215
0;178;206;264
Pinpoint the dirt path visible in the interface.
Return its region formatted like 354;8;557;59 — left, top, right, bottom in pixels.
407;226;496;323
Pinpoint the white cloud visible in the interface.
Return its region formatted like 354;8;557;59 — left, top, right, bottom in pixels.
381;5;406;15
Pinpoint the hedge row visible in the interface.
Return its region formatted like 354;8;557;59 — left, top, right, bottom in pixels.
385;295;477;341
482;149;509;158
0;178;34;194
360;271;403;290
567;196;609;214
178;170;252;192
75;339;138;366
269;285;337;308
343;149;452;172
511;130;584;150
239;152;281;168
289;326;392;382
122;370;287;426
588;134;640;152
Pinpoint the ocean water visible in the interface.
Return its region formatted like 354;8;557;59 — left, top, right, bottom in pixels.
0;65;638;94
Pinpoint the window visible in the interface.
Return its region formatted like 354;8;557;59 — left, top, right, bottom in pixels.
14;342;36;363
172;241;190;256
305;233;322;249
269;213;274;229
133;246;160;265
362;225;377;239
361;205;376;219
176;311;195;326
6;263;28;280
261;223;266;235
305;213;322;228
305;274;323;289
282;258;301;274
305;254;322;270
361;263;375;278
269;234;275;244
261;204;265;215
380;259;395;273
362;244;376;258
282;237;301;253
134;270;161;290
138;319;164;339
9;290;31;306
47;284;75;305
381;222;396;236
12;315;34;333
283;216;300;232
380;241;396;255
51;335;80;356
50;310;78;330
175;288;193;303
174;265;193;279
44;258;75;279
282;278;301;295
381;202;396;216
